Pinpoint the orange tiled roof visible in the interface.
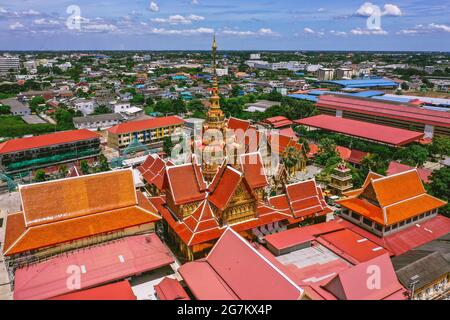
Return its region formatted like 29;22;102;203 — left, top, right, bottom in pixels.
4;170;161;256
384;194;447;225
339;170;447;226
20;170;137;227
338;198;385;224
4;206;160;256
371;170;426;207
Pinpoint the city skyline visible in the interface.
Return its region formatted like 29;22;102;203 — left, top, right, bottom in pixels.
0;0;449;51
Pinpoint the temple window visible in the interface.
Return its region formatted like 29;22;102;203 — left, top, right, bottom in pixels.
363;217;372;227
351;212;361;220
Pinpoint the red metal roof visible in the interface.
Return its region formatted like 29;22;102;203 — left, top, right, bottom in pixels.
154;277;190;300
0;129;100;154
295;115;424;146
387;161;432;184
321;254;407;300
178;228;303;300
338;215;450;256
14;234;174;300
51;280;137;300
317;94;450;128
107;116;184;134
317;229;389;264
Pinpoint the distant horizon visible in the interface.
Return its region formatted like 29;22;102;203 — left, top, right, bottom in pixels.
1;49;450;54
1;1;449;51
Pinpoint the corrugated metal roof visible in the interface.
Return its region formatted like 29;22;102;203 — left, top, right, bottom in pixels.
14;234;174;300
295;115;424;146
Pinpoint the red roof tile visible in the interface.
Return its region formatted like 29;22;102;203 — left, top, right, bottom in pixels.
107;116;184;134
164;163;207;205
0;129;100;154
240;153;269;190
208;166;243;211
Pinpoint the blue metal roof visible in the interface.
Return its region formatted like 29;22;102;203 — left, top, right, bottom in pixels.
372;95;413;103
288;94;318;102
351;90;385;98
319;78;399;88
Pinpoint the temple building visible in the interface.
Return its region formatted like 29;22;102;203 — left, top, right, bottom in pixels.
337;169;447;237
328;162;353;196
148;153;332;262
3;169;161;272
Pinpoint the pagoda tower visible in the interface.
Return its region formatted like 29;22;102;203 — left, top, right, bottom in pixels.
204;35;225;131
328;162;353;196
202;36;227;182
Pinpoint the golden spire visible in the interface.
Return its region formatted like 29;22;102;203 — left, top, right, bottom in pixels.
204;35;224;129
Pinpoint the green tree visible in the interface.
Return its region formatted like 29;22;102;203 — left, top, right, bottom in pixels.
34;169;47;182
93;105;111;115
98;154;110;172
163;136;174;157
0;105;11;115
427;167;450;217
315;138;339;166
360;153;388;176
282;146;301;176
131;94;145;105
146;96;155;106
29;96;46;113
80;160;90;175
395;144;429;167
58;164;68;178
429;136;450;160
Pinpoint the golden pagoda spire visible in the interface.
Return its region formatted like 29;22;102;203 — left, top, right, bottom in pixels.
205;35;224;127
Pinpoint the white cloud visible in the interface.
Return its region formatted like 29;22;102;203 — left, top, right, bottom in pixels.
301;27;324;36
34;18;60;26
83;24;118;33
9;22;25;30
351;27;388;35
397;23;450;35
382;4;402;16
222;28;278;37
149;1;160;12
149;27;214;35
318;8;326;12
355;2;379;17
356;2;402;17
21;9;40;16
152;14;205;25
429;23;450;32
191;0;200;4
330;30;347;36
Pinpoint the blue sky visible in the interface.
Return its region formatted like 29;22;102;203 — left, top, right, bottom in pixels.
0;0;449;51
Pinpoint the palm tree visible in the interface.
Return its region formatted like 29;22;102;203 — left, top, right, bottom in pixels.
282;146;300;176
